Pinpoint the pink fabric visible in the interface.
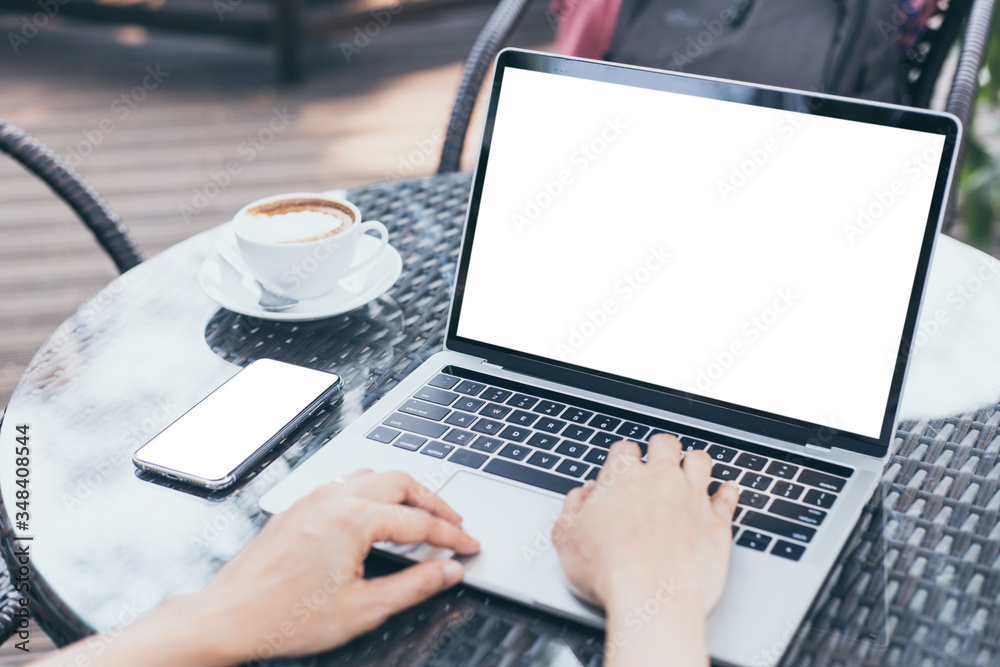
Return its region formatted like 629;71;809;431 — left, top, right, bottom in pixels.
551;0;624;60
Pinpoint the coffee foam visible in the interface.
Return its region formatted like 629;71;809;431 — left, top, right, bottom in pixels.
239;198;355;244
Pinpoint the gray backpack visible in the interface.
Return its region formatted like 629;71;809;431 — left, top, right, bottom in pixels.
607;0;904;103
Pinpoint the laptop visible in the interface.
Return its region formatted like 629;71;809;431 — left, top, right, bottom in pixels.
260;48;960;666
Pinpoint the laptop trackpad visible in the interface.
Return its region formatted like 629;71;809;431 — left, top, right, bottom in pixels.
408;472;568;592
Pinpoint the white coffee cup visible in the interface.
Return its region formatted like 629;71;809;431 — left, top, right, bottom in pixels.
233;192;389;300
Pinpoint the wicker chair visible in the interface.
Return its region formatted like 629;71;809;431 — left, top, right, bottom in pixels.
0;119;144;645
0;119;144;273
437;0;997;233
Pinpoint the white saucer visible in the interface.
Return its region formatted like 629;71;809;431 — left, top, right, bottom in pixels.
198;235;403;321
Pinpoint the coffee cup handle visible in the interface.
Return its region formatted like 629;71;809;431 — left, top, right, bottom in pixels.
350;220;389;271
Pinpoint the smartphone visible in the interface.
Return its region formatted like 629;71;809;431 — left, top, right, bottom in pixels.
133;359;342;490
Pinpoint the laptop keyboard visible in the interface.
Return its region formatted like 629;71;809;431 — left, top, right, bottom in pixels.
367;367;852;562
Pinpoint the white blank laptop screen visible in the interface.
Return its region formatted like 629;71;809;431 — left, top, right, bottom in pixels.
457;68;946;439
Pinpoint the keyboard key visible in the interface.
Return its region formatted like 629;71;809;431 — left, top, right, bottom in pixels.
650;429;677;439
506;410;539;427
533;400;566;416
584;448;608;466
479;403;512;419
769;499;827;526
414;386;458;406
739;490;768;509
585;468;599;481
708;480;721;495
471;418;504;435
506;393;538;409
772;481;804;500
471;436;503;454
589;414;621;431
734;506;743;520
739;472;773;491
443;429;476;446
454;397;486;412
589;432;619;448
556;441;588;458
394;435;424;451
499;444;531;461
399;400;449;421
428;373;460;389
711;464;740;481
734;453;767;471
535;417;567;433
616;422;649;440
397;433;427;450
766;461;800;479
772;540;806;561
384;413;448;438
798;469;846;493
562;408;593;423
454;380;487;396
732;525;739;538
563;425;595;442
527;451;560;469
444;411;477;428
367;426;400;444
736;531;772;551
481;387;512;403
449;448;488;469
484;459;583;495
706;445;737;462
680;436;707;450
421;442;454;459
527;433;559;450
803;489;836;509
556;460;589;478
742;511;816;543
498;425;531;442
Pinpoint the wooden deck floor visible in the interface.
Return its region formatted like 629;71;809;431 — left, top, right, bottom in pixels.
0;1;554;659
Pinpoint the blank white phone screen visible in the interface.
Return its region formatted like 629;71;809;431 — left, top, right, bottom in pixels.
457;68;947;438
135;360;338;482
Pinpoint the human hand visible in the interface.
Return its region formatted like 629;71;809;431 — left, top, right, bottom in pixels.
551;434;737;665
174;470;481;664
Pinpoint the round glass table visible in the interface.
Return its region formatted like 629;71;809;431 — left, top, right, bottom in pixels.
2;173;999;666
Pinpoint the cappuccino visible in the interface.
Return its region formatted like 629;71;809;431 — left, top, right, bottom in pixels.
233;192;390;300
240;198;355;244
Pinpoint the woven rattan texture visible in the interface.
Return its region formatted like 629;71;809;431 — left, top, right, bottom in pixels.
782;410;1000;667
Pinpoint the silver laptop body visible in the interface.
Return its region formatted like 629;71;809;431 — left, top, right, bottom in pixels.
261;49;960;666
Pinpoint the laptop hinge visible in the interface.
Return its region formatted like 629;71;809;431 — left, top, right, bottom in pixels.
480;360;503;371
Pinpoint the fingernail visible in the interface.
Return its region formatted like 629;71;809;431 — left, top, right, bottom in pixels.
442;559;464;587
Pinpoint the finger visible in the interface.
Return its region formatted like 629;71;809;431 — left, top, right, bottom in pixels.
681;449;713;486
364;503;480;555
646;433;682;465
711;480;740;520
353;471;465;526
358;559;464;625
563;480;596;514
601;439;642;481
344;468;375;479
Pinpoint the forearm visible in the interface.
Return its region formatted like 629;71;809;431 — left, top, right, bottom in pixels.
31;595;238;667
603;589;709;667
